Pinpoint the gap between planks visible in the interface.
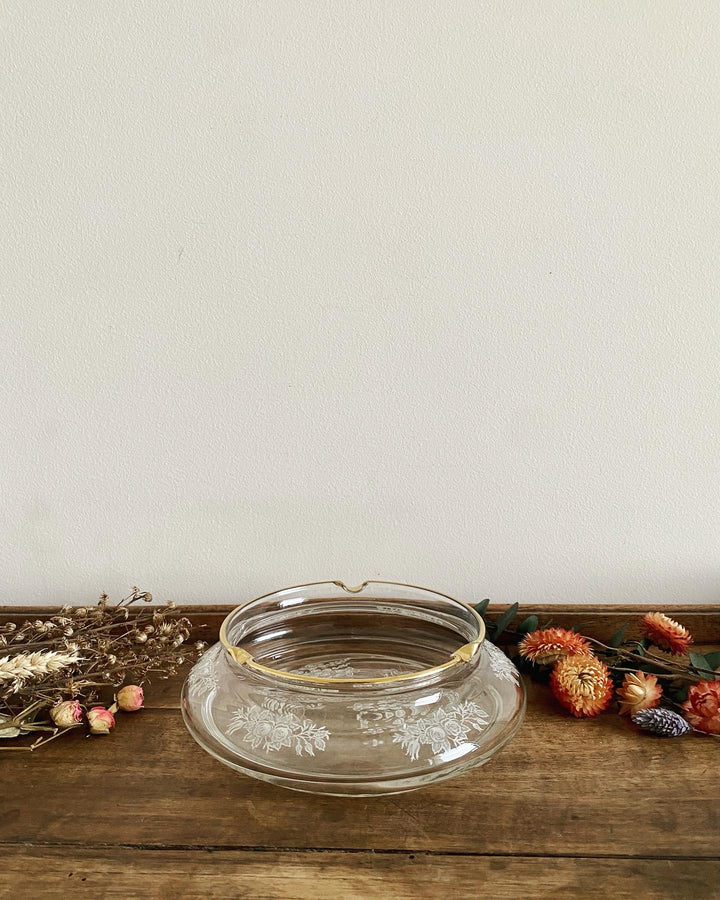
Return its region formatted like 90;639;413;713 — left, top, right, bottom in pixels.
0;840;716;863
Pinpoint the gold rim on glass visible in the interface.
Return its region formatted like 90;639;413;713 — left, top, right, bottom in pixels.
218;580;486;685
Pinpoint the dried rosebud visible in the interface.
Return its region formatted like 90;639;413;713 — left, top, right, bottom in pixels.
117;685;144;712
50;700;83;728
134;631;148;644
87;706;115;734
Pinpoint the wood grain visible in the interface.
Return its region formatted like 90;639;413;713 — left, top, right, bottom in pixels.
0;847;716;900
0;678;717;858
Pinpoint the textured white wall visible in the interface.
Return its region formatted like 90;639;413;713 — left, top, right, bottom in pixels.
1;2;719;607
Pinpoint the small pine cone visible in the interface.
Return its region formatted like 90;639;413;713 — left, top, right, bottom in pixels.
631;708;691;737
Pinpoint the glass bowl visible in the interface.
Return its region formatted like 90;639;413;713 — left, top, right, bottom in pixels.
181;580;525;796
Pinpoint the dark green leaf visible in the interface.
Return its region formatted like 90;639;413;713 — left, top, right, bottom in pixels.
667;684;690;703
608;623;629;648
703;650;720;670
635;638;648;656
514;655;552;684
473;598;490;617
492;602;519;642
689;651;711;673
516;615;539;635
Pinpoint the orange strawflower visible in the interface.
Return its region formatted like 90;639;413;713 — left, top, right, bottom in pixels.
641;612;692;655
519;628;591;665
550;653;613;717
682;680;720;735
616;671;663;716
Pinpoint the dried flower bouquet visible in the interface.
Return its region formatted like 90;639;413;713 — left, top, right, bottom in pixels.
474;599;720;737
0;588;205;750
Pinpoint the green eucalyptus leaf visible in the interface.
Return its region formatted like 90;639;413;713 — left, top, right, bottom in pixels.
702;650;720;670
667;684;690;703
608;623;629;648
516;615;539;635
689;651;711;673
474;599;490;617
492;602;519;642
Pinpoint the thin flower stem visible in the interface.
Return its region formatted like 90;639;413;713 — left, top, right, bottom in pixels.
607;666;692;681
587;638;699;676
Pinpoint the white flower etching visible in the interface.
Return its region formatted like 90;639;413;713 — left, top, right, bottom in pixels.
187;644;221;698
352;691;488;761
485;642;520;684
393;700;488;761
228;698;330;756
295;658;400;679
296;657;355;679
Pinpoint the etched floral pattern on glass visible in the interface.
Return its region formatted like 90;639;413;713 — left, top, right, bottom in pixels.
352;690;489;761
485;642;520;684
228;697;330;756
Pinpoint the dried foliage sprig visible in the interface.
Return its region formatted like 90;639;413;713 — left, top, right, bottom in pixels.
0;588;206;751
473;602;720;737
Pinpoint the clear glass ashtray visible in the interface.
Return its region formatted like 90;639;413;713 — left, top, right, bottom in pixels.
181;580;525;796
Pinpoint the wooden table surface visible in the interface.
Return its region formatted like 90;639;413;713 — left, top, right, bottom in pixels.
1;605;718;899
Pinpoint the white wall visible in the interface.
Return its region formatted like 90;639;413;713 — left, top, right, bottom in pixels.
1;2;718;607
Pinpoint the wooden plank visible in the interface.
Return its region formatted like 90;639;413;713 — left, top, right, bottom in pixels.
1;680;717;858
0;847;716;900
2;603;718;642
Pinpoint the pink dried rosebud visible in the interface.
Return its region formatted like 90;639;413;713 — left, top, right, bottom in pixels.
117;684;144;712
87;706;115;734
50;700;83;729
